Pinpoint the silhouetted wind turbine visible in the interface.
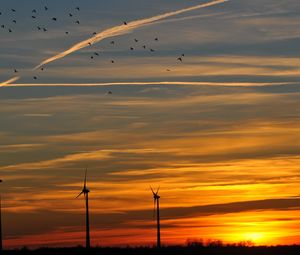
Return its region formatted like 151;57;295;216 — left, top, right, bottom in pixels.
0;179;3;252
151;186;161;248
76;169;91;249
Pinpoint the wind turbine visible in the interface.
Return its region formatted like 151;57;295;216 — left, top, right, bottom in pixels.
151;186;161;248
0;179;2;252
76;169;90;249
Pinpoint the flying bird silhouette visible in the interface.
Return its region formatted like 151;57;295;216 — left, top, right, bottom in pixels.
32;9;37;13
11;9;16;12
123;21;127;25
52;17;57;21
75;20;80;24
12;20;16;24
44;6;48;11
14;69;18;73
32;16;36;19
177;57;183;62
76;7;80;11
69;13;73;17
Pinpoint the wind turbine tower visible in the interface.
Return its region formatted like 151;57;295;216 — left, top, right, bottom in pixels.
76;170;90;249
151;186;161;248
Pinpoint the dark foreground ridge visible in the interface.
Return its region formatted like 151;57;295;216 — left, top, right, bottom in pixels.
2;245;300;255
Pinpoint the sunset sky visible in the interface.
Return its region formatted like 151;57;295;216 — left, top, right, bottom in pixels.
0;0;300;249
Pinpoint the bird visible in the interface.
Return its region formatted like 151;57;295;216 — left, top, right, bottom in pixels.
8;29;12;33
111;60;115;63
37;26;41;30
32;16;36;19
69;13;73;17
142;45;146;49
40;67;44;71
134;38;138;42
150;49;155;52
76;169;91;249
130;47;134;50
155;37;159;41
75;20;80;24
11;9;16;12
110;41;115;45
107;91;112;95
93;32;97;35
75;7;80;11
181;54;185;57
150;186;161;249
12;20;16;24
44;6;48;11
33;76;37;80
177;57;183;62
88;42;92;46
94;52;99;56
1;25;4;28
65;31;69;34
52;17;57;21
14;69;18;73
123;21;127;25
43;28;47;32
32;9;37;13
90;56;94;59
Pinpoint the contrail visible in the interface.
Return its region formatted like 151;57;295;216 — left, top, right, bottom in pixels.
5;81;295;87
0;76;20;87
35;0;228;69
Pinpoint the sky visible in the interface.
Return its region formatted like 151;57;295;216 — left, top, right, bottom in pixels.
0;0;300;249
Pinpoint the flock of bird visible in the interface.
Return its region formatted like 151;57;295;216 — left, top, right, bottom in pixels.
1;5;81;33
0;4;186;84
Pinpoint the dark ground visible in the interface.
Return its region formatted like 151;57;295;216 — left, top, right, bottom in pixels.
2;245;300;255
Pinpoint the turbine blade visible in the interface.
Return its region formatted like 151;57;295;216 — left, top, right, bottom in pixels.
76;191;84;198
150;185;155;195
84;168;88;188
156;186;160;195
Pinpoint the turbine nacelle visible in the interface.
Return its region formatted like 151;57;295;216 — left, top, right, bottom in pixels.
76;169;90;198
